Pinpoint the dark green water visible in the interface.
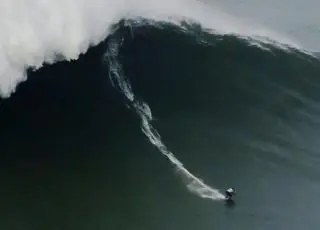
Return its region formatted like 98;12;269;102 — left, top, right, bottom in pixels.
1;16;320;230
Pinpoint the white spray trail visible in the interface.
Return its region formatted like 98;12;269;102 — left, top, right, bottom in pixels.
104;36;225;201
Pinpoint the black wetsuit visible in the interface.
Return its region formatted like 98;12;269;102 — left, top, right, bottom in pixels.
225;191;232;198
225;189;234;199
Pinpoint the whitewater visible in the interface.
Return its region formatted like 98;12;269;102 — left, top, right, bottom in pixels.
0;0;306;98
0;0;310;201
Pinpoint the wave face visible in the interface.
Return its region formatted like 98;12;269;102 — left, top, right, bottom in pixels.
2;1;320;230
102;21;320;228
103;20;320;201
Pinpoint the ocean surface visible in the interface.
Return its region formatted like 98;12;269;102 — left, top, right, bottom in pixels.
1;0;320;229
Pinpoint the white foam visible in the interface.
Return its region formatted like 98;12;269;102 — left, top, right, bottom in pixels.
104;37;225;201
0;0;306;97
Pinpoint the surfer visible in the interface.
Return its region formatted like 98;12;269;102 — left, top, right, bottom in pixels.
225;187;235;200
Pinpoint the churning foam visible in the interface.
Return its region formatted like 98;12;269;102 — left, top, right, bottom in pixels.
0;0;304;98
105;37;225;201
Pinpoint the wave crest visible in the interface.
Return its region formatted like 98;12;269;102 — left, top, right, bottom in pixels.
0;0;304;97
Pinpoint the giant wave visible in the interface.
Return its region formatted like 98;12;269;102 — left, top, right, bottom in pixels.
1;0;319;203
